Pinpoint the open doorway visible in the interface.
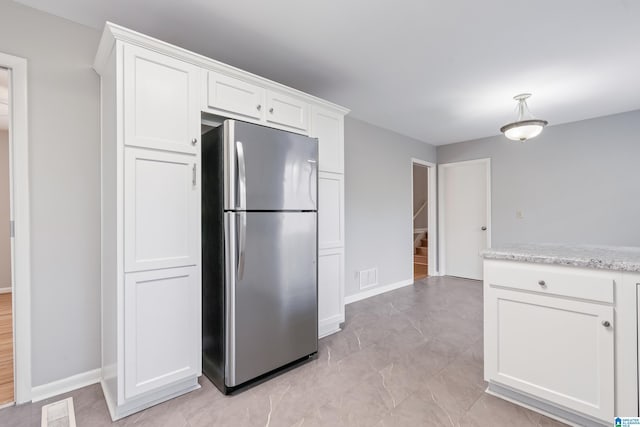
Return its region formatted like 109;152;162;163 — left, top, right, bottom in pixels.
411;159;436;281
0;67;13;406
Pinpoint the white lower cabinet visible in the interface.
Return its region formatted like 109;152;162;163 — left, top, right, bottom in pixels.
484;260;624;425
486;288;614;421
124;267;201;399
318;248;345;337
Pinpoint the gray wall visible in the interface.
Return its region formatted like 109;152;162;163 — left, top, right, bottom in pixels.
0;0;101;386
0;129;10;288
345;117;436;298
437;110;640;247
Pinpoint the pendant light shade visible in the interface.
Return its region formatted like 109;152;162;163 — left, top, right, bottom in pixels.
500;94;548;141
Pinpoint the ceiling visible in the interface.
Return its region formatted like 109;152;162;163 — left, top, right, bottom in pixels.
12;0;640;145
0;69;8;131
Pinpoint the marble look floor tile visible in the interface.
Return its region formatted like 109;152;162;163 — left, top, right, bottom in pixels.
0;276;569;426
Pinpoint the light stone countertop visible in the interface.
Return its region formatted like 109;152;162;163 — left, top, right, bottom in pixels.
481;243;640;273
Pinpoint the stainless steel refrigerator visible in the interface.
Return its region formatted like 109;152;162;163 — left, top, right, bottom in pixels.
202;119;318;393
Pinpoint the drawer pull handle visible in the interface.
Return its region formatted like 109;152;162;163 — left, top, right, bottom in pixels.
602;321;611;328
538;280;546;287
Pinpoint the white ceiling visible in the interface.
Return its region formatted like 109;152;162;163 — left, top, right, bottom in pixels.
12;0;640;145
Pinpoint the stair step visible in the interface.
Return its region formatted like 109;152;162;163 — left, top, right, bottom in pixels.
415;246;428;256
420;238;428;247
414;262;428;279
414;254;427;264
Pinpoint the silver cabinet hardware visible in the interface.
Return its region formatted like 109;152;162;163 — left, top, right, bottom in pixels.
481;226;487;231
256;104;262;111
538;280;546;287
602;320;611;328
269;107;274;114
191;137;198;146
192;163;197;186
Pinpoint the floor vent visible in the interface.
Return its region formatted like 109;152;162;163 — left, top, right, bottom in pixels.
41;397;76;427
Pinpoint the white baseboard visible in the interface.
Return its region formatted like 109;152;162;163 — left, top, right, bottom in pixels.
345;279;413;305
0;287;11;294
319;314;343;338
32;368;101;403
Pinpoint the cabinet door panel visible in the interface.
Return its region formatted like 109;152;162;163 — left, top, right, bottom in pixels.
318;173;344;249
486;288;614;421
124;267;200;399
124;148;199;272
207;71;265;119
266;90;309;131
124;45;199;154
311;107;344;173
318;248;344;338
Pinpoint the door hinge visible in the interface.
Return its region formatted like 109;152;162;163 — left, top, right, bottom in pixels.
10;220;15;238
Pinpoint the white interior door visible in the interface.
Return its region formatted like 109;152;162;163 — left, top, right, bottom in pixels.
439;159;490;280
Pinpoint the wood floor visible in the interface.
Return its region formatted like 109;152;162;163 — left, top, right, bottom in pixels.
0;293;13;405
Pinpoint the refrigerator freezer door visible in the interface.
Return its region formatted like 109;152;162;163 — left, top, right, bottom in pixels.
226;211;317;387
225;120;317;211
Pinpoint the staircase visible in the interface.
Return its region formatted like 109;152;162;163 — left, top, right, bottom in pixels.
414;234;428;280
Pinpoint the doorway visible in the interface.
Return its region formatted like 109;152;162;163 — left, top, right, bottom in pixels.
0;52;31;406
0;67;13;406
411;159;437;281
438;159;491;280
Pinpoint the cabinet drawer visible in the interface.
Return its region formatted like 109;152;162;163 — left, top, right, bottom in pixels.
266;90;309;131
207;71;265;119
485;260;615;303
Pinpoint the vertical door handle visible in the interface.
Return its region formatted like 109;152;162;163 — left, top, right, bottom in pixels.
192;163;197;187
237;213;246;280
236;141;247;210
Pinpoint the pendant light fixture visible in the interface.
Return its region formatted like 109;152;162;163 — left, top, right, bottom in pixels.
500;93;548;141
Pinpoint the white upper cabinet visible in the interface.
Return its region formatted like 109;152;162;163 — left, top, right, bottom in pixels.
124;148;200;272
206;71;265;120
266;90;309;131
123;44;200;155
311;107;344;173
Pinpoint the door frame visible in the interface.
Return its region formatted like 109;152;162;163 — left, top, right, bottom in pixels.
410;159;438;277
1;52;32;404
437;158;491;277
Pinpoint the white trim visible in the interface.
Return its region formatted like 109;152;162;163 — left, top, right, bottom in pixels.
345;279;413;305
411;159;437;277
318;315;343;339
438;158;491;278
0;51;31;404
94;23;349;115
0;287;11;294
31;369;101;403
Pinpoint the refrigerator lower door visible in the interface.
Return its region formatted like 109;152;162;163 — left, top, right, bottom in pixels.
224;211;317;387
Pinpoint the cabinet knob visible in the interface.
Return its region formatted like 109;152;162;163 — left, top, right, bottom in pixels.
269;107;274;114
481;226;487;231
191;138;198;146
256;104;262;111
538;280;546;287
602;320;611;328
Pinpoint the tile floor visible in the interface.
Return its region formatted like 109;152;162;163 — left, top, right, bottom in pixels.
0;276;567;426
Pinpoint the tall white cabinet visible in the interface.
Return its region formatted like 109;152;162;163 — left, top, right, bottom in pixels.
95;23;348;419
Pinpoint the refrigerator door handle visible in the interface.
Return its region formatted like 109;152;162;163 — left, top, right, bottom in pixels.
236;141;247;211
237;212;246;280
